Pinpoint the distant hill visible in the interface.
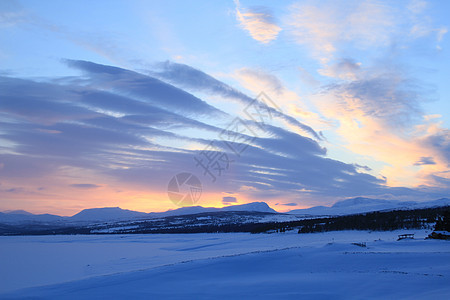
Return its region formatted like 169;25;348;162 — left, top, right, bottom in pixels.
287;197;450;216
150;201;277;218
0;211;64;224
222;202;276;213
70;207;149;222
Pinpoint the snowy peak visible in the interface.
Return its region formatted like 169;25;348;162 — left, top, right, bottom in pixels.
331;197;392;208
420;198;450;208
150;202;277;218
0;211;63;224
70;207;148;222
222;202;277;213
153;206;210;218
288;197;450;216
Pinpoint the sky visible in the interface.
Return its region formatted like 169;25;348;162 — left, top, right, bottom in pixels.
0;0;449;215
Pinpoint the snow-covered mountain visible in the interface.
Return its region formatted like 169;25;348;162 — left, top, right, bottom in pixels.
148;202;277;218
287;197;450;216
70;207;149;222
0;211;64;224
0;202;277;224
222;202;276;213
2;198;448;225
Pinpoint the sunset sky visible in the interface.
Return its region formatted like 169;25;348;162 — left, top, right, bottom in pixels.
1;0;449;215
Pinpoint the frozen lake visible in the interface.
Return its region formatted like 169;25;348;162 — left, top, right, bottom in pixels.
1;230;449;299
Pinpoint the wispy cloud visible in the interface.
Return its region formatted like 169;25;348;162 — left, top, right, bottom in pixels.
70;184;102;189
287;0;395;62
235;0;281;44
286;0;448;63
407;0;447;49
222;196;237;205
275;202;298;207
318;59;362;81
0;0;25;28
414;156;436;166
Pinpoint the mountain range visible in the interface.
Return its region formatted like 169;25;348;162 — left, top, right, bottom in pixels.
0;202;276;224
1;198;449;224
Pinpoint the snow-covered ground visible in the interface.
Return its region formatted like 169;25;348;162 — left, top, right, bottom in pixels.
0;230;449;299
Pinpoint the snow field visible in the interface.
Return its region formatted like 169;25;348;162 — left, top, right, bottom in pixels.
0;229;448;299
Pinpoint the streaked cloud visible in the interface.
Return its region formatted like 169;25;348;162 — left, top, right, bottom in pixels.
232;67;329;133
152;61;322;140
275;202;298;207
70;184;102;189
65;60;226;118
414;157;436;166
222;196;237;205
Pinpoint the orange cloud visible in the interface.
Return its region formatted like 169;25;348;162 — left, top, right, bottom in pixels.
235;0;281;44
313;89;450;188
232;67;329;137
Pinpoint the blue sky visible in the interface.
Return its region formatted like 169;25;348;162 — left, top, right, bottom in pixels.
0;0;449;215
